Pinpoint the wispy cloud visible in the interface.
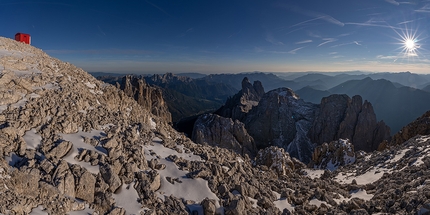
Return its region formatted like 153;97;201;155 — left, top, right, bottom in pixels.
308;31;322;38
318;38;337;47
385;0;400;6
280;4;344;27
415;4;430;13
331;41;362;48
295;40;313;44
397;17;425;25
288;47;305;54
337;33;352;37
329;52;338;55
345;21;403;30
178;28;194;37
145;0;173;17
265;33;284;45
228;29;242;38
97;25;106;36
290;16;326;28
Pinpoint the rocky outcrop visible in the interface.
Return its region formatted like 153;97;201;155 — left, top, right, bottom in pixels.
120;75;172;123
309;94;390;152
215;77;265;121
309;139;355;170
391;110;430;145
192;113;257;156
255;146;304;176
244;87;318;163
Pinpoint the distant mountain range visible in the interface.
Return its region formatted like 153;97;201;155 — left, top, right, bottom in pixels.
94;71;430;134
297;77;430;134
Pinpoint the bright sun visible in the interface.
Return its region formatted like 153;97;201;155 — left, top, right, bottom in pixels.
405;39;415;51
392;25;422;58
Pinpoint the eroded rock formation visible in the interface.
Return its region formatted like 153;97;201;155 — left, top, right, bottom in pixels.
215;77;265;121
120;75;172;123
309;94;390;152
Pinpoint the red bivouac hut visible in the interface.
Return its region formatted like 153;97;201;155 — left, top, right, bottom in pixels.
15;33;31;44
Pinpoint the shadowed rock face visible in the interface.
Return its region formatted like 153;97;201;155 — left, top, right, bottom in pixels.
391;110;430;146
215;77;265;121
243;88;318;163
120;76;172;123
309;94;390;152
192;113;257;156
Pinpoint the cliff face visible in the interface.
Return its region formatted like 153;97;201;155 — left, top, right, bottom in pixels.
309;94;391;152
192;114;257;156
244;88;318;163
120;76;172;123
215;77;265;121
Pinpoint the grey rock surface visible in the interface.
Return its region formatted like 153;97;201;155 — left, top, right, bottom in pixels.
192;113;257;156
309;94;391;152
244;87;318;163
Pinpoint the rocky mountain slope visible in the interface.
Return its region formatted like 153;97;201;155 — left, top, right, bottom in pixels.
1;37;430;215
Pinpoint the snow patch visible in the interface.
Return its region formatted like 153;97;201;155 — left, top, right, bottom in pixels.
144;138;219;211
303;169;325;179
272;191;295;213
61;129;107;174
23;128;42;150
309;198;330;207
335;167;388;185
84;82;96;89
112;183;143;215
388;148;408;163
29;205;48;215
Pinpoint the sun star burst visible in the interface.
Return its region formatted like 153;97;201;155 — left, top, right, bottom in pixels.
392;24;422;59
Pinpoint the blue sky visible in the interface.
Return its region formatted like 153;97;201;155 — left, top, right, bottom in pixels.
1;0;430;74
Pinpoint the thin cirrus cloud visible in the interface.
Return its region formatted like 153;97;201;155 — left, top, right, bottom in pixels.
288;47;305;54
415;4;430;13
318;38;338;47
331;41;362;48
385;0;400;6
295;40;313;44
279;4;345;27
344;21;403;30
265;33;284;45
